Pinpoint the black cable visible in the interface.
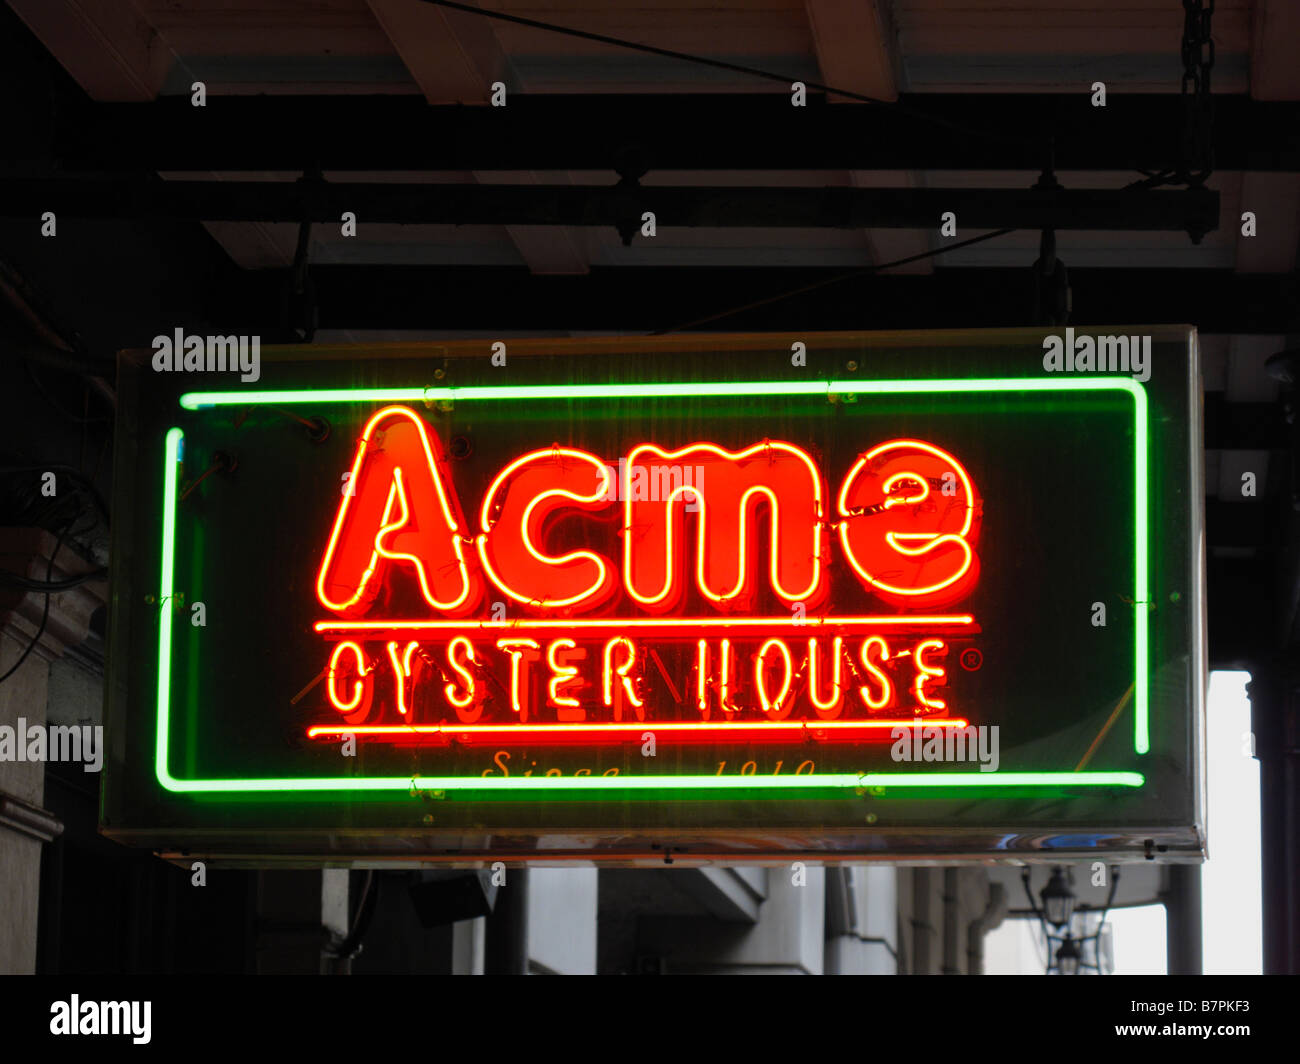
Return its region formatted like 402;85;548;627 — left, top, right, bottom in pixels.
64;504;101;541
655;227;1016;334
420;0;1213;201
179;461;223;503
0;517;73;687
415;0;1043;150
3;489;103;569
272;406;318;430
0;479;103;687
0;476;98;545
22;361;110;425
0;464;110;526
0;568;107;592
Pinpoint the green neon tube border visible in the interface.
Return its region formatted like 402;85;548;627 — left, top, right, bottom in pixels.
158;376;1150;794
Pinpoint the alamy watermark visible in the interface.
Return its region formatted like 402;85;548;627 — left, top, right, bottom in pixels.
598;459;705;512
890;719;999;772
1042;328;1150;383
0;718;103;772
50;996;150;1044
152;329;261;382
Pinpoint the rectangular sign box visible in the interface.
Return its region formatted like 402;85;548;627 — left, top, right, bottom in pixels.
103;327;1206;864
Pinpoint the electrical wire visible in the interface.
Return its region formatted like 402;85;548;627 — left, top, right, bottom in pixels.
0;568;107;592
271;406;319;430
0;515;74;686
0;464;110;526
414;0;1044;150
655;227;1016;334
179;460;224;503
22;361;111;425
416;0;1203;195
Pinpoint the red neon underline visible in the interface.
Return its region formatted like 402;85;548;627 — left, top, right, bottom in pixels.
313;615;975;633
305;719;971;745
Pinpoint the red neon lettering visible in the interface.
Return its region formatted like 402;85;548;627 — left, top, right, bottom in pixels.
444;636;482;721
546;638;583;710
807;636;845;720
312;719;970;745
858;636;892;710
693;639;741;719
623;442;827;613
317;406;480;617
317;410;982;619
754;637;794;720
602;637;643;715
720;639;737;715
318;634;964;727
385;640;421;716
837;439;981;607
326;640;372;719
696;639;709;716
496;638;540;719
913;638;949;710
476;447;618;610
310;411;980;731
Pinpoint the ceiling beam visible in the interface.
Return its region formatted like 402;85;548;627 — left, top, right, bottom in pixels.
209;267;1298;334
366;0;509;105
1235;173;1300;273
46;94;1300;174
7;0;178;102
471;170;589;275
1251;0;1300;101
0;3;288;270
365;1;584;274
804;0;919;271
1;179;1217;238
804;0;900;103
852;169;933;275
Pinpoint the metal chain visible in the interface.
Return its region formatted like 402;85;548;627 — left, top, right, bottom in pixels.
1180;0;1215;186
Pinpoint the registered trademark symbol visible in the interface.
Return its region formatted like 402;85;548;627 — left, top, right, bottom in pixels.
960;647;983;671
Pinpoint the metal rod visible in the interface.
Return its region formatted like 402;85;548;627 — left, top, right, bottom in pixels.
0;179;1218;234
485;868;529;975
47;95;1300;173
1165;864;1204;975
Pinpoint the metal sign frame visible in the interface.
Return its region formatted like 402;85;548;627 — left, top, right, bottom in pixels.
102;327;1206;865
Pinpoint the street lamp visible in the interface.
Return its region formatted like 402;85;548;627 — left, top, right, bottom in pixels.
1055;934;1081;976
1040;867;1076;929
1022;866;1119;974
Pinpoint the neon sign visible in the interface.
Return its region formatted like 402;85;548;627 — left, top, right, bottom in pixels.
103;329;1205;864
306;406;983;747
147;365;1161;794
